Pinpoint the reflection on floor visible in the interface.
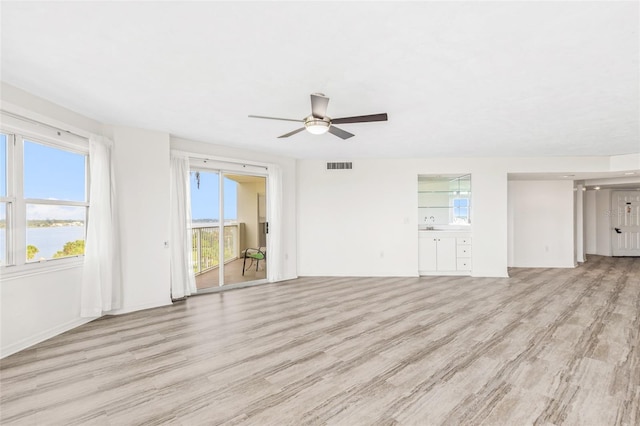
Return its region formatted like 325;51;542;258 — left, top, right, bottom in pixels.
195;256;266;289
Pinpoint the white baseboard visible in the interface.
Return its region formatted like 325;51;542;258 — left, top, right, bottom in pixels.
1;317;94;359
108;298;173;315
278;274;299;282
2;298;174;358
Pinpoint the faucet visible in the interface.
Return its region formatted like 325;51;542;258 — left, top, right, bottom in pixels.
423;216;436;230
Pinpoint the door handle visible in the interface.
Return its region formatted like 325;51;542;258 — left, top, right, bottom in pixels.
614;227;622;234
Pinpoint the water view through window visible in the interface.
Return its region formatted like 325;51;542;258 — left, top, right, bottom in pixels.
23;141;87;262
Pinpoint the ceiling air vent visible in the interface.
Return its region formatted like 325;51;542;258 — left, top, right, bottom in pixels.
326;162;353;170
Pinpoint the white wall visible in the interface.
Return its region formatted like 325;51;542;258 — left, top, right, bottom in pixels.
1;84;102;357
508;180;575;267
111;126;172;313
471;170;508;276
297;156;625;279
575;184;585;263
595;189;613;256
610;153;640;171
585;190;597;254
171;137;298;281
297;158;511;278
297;159;418;277
0;85;174;356
236;180;265;251
1;83;105;135
237;182;257;250
1;266;88;358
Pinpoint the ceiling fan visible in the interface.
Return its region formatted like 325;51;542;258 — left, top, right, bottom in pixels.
249;93;388;139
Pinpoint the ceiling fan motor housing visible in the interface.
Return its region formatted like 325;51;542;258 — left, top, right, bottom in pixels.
304;116;331;135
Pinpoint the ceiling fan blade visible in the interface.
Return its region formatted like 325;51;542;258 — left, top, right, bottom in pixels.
277;128;306;138
249;115;303;123
328;126;355;140
311;93;330;118
331;113;388;124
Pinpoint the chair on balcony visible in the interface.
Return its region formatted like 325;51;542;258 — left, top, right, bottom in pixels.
242;248;265;276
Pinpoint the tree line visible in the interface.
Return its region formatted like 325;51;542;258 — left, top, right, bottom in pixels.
27;240;85;260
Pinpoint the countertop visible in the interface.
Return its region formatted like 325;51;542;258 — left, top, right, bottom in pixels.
418;228;471;238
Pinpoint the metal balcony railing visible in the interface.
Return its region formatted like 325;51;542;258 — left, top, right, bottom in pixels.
191;223;239;275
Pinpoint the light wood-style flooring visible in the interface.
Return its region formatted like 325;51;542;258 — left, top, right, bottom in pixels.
1;255;639;425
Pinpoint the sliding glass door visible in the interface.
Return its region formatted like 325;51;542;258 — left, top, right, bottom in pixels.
224;174;267;286
190;170;221;290
189;168;267;290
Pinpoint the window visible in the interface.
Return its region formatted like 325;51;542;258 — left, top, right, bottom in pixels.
1;121;88;269
453;198;470;222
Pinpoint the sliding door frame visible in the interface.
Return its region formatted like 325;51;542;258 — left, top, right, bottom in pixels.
186;155;271;291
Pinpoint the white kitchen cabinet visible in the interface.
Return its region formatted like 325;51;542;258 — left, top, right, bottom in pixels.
435;237;457;270
456;237;472;271
418;236;438;271
419;231;471;276
419;236;457;271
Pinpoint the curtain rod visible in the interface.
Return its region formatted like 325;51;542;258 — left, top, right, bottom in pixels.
171;149;270;170
1;109;89;141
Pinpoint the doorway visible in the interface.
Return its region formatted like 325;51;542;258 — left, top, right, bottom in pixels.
189;169;267;290
611;190;640;256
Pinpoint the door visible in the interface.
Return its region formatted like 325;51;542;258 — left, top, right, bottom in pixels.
419;235;437;271
419;235;457;271
612;191;640;256
189;170;223;290
189;168;268;290
436;237;457;271
223;174;267;285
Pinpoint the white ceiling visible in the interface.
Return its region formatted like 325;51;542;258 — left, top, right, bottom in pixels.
1;1;638;160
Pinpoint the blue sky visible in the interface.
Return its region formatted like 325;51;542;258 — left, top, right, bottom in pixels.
23;140;86;221
24;140;86;200
190;171;237;220
2;137;85;201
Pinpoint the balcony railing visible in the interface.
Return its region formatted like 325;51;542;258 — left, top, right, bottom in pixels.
192;223;239;275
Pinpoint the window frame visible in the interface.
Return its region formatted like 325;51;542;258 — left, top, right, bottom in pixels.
452;197;470;221
1;119;89;276
0;133;15;266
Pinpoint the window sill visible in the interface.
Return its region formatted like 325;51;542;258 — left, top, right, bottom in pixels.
0;257;84;281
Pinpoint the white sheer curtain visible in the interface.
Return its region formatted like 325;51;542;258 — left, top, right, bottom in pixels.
169;154;197;299
81;135;122;317
267;164;284;282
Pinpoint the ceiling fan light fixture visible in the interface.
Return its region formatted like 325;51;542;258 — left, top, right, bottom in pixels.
248;93;388;139
304;117;331;135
